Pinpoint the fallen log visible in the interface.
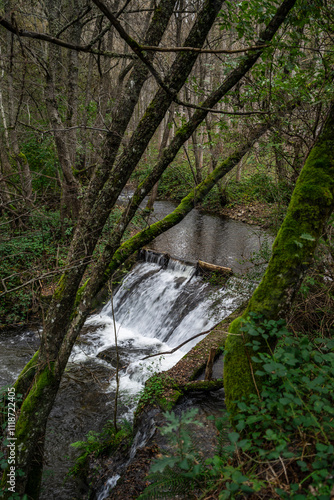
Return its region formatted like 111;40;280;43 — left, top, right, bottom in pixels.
198;260;233;275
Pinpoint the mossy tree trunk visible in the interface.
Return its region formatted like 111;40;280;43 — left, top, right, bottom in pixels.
223;102;334;415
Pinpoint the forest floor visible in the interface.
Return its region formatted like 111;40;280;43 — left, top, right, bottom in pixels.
216;201;276;227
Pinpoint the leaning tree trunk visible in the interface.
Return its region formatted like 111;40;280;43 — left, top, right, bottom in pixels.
223;102;334;415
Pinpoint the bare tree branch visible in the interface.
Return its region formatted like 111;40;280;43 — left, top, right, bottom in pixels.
0;15;136;59
140;44;270;54
140;323;227;360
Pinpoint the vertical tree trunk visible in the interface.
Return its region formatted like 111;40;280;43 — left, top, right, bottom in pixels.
45;78;81;218
3;25;34;207
44;0;81;218
146;104;174;210
65;0;83;166
223;103;334;415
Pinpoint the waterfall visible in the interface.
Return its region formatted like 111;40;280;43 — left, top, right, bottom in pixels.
71;256;246;417
70;254;249;499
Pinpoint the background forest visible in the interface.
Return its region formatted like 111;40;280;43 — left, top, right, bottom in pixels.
0;0;334;499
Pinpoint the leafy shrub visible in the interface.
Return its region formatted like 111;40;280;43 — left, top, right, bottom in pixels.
139;317;334;499
0;210;68;326
137;408;211;500
226;173;293;205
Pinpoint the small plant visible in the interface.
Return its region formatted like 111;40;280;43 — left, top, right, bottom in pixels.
67;420;133;479
137;408;208;499
136;372;177;412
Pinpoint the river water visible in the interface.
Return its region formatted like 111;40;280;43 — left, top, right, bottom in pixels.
0;201;270;499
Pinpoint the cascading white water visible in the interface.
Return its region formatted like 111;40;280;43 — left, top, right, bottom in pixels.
71;254;247;499
71;253;247;421
96;475;121;500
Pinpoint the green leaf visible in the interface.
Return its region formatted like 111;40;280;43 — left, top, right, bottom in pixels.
150;456;178;473
231;470;248;483
228;432;240;444
300;233;315;241
179;458;190;470
219;490;231;500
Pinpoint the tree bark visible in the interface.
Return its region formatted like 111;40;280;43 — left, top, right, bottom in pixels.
44;0;81;218
223;102;334;415
146;104;174;210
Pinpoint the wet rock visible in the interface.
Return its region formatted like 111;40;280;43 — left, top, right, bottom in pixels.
97;345;157;368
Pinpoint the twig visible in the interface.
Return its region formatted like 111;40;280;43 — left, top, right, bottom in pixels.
279;455;289;484
140;44;269;54
140;322;229;360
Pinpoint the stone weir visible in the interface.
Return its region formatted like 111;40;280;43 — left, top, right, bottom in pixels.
138;247;233;277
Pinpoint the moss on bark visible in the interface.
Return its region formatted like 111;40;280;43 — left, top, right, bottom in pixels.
13;349;39;398
224;103;334;415
1;362;58;498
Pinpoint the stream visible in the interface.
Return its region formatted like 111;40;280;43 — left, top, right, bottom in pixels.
0;200;270;499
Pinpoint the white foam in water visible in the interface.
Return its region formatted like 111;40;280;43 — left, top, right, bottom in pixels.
97;474;120;500
166;257;196;278
71;261;246;417
74;260;248;499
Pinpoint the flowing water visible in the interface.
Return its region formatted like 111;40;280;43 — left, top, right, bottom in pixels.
71;253;248;424
0;201;271;499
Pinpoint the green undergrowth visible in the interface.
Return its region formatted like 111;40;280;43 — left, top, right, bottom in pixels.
224;173;293;206
139;317;334;500
67;420;133;480
0;210;70;326
136;372;180;414
132;160;291;226
0;202;148;327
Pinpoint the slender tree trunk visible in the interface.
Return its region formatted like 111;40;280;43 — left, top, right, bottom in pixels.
45;76;81;218
146;103;174;210
65;0;83;166
223;103;334;415
44;0;81;218
0;139;13;210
